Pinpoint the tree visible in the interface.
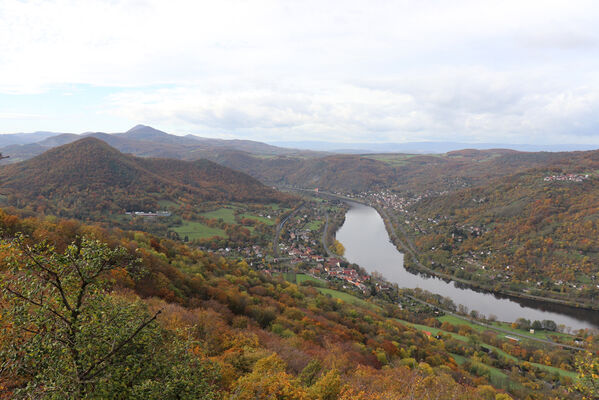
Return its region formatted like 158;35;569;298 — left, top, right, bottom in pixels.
572;351;599;399
542;319;557;332
0;235;162;399
514;318;531;330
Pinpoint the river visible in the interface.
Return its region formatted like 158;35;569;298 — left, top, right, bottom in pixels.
335;201;599;331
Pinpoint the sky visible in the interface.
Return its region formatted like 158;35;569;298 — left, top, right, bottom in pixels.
1;0;599;144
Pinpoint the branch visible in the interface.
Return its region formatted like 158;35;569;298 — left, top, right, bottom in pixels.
66;251;86;283
19;244;73;312
80;309;161;381
19;326;71;346
4;286;70;325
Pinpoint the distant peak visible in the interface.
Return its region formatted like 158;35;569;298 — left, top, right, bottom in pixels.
127;124;154;132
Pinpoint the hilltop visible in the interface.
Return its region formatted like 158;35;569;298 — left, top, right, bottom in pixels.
0;137;287;218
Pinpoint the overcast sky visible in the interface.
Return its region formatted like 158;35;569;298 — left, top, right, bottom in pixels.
1;0;599;144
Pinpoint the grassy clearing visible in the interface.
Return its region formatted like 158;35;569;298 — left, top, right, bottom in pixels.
317;288;381;311
408;317;575;379
296;273;326;285
438;315;572;342
491;321;572;341
305;220;324;231
448;353;514;389
240;213;276;225
200;208;237;223
172;220;227;240
451;353;467;365
157;199;179;208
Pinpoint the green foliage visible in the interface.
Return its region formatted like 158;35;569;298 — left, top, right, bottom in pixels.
309;369;341;400
0;236;221;399
300;359;323;386
573;352;599;399
0;210;586;399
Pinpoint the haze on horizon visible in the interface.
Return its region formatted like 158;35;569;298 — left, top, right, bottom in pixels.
1;0;599;146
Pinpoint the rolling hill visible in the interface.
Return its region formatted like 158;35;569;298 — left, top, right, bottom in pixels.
402;149;599;303
0;137;288;218
0;125;322;164
0;125;583;194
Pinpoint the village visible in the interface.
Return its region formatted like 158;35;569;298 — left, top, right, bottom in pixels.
543;173;589;182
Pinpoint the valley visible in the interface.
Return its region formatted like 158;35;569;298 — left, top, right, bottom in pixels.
1;128;599;399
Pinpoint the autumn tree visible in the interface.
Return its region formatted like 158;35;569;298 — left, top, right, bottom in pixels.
573;351;599;399
0;235;163;399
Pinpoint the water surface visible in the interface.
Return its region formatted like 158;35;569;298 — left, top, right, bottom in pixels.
336;202;599;331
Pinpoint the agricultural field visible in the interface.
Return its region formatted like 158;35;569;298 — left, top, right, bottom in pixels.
200;207;237;223
172;220;227;240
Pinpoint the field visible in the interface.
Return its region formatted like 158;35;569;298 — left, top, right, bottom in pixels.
172;220;227;240
317;287;381;311
295;273;326;285
305;220;324;231
438;315;572;342
157;199;179;208
240;213;276;225
407;317;577;379
200;208;237;223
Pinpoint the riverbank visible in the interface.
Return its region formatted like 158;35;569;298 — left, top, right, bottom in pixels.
290;188;599;312
376;205;599;313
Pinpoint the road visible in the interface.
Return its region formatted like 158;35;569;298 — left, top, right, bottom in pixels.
272;202;304;256
321;212;332;257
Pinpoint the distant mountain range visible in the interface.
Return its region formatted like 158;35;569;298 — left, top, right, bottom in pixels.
0;137;287;219
1;125;593;193
0;125;322;164
0;131;63;147
269;140;599;154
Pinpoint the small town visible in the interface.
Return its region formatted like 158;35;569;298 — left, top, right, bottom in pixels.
543;173;589;182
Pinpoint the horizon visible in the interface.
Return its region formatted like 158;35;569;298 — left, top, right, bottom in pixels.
1;1;599;145
2;123;599;153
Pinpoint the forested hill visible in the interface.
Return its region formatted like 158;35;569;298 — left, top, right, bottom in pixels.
0;137;289;218
206;151;398;192
206;149;573;193
406;149;599;300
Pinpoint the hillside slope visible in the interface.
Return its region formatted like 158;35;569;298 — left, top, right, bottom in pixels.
0;138;286;218
403;150;599;302
204;151;398;192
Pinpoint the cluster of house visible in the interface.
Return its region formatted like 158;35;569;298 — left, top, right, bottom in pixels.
285;244;324;264
210;244;265;259
353;190;414;213
317;258;369;292
241;245;265;259
543;174;589;182
125;210;171;218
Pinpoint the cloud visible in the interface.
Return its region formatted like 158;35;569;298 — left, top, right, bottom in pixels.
0;112;47;120
2;0;599;143
105;69;599;143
